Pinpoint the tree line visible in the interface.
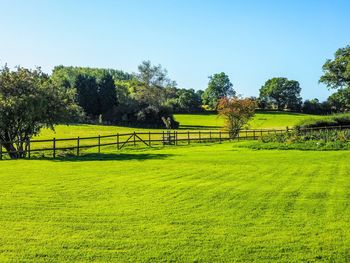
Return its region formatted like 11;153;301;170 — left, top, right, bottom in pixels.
0;44;349;158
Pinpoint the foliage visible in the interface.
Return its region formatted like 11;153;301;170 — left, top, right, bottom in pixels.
296;113;350;129
250;128;350;151
327;87;350;112
259;77;302;110
164;88;202;113
202;72;235;109
301;98;332;115
217;97;257;138
0;66;81;158
75;74;100;116
136;60;176;89
98;73;118;114
320;45;350;89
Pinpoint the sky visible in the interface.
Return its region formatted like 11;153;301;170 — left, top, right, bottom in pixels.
0;0;349;100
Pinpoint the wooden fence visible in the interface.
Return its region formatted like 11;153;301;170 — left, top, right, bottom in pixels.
1;125;350;160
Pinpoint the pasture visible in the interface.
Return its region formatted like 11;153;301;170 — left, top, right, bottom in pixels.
1;143;350;262
37;111;318;140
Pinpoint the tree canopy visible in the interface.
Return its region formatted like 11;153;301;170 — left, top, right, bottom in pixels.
202;72;235;109
320;45;350;89
0;66;81;158
259;77;302;110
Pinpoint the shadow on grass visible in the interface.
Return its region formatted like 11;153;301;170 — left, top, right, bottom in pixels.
30;153;173;162
178;125;221;130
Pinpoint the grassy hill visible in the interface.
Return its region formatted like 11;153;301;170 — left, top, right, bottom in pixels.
1;143;349;261
175;111;322;130
36;111;319;140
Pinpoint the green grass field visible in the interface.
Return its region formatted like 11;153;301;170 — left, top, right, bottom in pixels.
175;111;321;130
36;111;318;141
1;143;350;262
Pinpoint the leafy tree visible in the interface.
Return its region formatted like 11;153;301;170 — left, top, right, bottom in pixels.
320;45;350;113
0;66;81;159
75;74;100;116
259;77;302;110
165;88;202;113
217;97;257;138
136;60;177;89
302;99;331;115
327;87;350;112
98;73;117;114
320;45;350;89
202;72;235;109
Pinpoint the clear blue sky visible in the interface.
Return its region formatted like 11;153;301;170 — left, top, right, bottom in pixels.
1;0;349;100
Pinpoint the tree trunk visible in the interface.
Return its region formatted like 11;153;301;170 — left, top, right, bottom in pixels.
2;143;20;159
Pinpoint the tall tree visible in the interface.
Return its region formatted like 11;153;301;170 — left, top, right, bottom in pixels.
259;77;302;110
98;73;117;114
320;45;350;112
202;72;235;109
75;74;100;116
320;45;350;89
136;60;177;89
0;66;81;159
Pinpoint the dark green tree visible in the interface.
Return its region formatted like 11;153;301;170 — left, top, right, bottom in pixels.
0;66;81;159
259;77;302;110
98;73;117;114
75;74;100;116
202;72;235;109
327;87;350;112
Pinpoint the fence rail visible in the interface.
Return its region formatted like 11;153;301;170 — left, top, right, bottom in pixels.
1;125;350;160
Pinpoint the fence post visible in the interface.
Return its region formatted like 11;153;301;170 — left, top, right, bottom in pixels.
199;131;201;143
209;131;212;142
77;137;80;156
27;139;31;159
148;131;151;147
219;131;222;143
133;132;136;147
188;131;190;144
175;131;178;145
117;133;120;150
0;141;2;160
246;130;248;139
237;130;240;141
162;131;165;145
260;130;263;138
253;130;256;140
98;135;101;154
53;138;56;159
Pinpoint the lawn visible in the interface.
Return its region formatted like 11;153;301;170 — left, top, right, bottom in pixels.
1;142;350;262
175;111;321;130
36;111;319;141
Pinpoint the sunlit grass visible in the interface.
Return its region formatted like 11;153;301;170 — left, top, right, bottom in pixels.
1;143;350;261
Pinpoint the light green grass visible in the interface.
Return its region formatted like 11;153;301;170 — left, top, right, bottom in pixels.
36;112;319;141
175;111;321;130
1;143;350;262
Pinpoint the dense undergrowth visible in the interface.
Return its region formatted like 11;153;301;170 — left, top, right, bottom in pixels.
244;129;350;150
296;113;350;128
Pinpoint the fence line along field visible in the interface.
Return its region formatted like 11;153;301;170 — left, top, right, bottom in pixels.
3;124;348;160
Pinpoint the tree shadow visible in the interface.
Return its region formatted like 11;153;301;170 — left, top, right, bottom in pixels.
31;153;173;162
255;110;306;115
178;125;221;130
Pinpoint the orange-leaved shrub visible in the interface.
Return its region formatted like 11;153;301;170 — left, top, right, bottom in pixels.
217;97;257;138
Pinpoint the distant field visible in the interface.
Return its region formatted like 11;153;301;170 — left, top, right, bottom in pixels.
175;111;321;130
36;112;319;141
1;143;350;261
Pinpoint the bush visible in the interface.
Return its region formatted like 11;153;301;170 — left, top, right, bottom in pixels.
296;113;350;129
